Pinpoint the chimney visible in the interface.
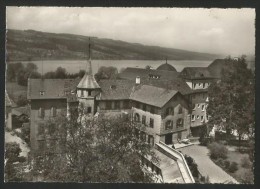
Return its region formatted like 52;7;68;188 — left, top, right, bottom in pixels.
136;76;140;84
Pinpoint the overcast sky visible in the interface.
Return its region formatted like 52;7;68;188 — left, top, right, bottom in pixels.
6;7;255;56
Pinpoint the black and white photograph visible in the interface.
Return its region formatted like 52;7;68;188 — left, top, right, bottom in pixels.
4;7;255;184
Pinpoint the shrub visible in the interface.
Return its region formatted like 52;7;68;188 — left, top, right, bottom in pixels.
16;95;28;106
216;158;224;167
18;156;27;163
184;155;199;178
229;162;238;173
208;142;228;159
224;160;230;169
241;156;251;168
5;142;21;163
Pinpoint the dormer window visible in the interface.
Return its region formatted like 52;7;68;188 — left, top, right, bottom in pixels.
110;85;116;90
40;91;45;96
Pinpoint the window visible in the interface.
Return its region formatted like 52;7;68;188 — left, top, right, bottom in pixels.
134;113;140;122
192;104;196;110
196;115;200;119
38;123;45;136
197;104;200;108
123;101;129;109
87;107;92;114
142;104;147;111
165;107;173;116
106;101;112;110
203;83;206;88
178;106;183;114
115;101;120;109
191;115;195;121
140;132;146;142
150;118;154;128
142;115;146;125
38;108;45;119
165;120;173;130
81;90;84;97
88;90;91;96
148;135;154;146
201;116;204;122
150;106;155;114
176;118;184;128
136;102;140;109
48;123;56;136
202;105;205;111
51;107;57;117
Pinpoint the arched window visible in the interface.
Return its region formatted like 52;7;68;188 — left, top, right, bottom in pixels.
178;106;183;114
134;113;140;122
165;120;173;130
176;118;184;128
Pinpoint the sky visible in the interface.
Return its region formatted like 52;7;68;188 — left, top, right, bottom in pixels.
6;7;255;56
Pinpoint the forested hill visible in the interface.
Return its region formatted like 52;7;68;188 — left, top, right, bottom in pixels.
6;29;222;61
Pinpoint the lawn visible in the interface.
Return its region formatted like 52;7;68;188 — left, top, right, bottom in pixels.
211;145;253;184
6;82;28;106
226;150;253;184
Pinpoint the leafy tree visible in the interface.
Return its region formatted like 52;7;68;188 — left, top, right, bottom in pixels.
32;110;157;182
55;67;67;78
207;56;255;148
95;66;118;81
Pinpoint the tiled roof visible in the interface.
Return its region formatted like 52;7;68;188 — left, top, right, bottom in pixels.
156;63;177;72
12;106;30;116
207;59;228;79
27;79;79;100
98;79;135;100
141;78;192;95
119;67;179;81
130;85;178;107
179;67;213;80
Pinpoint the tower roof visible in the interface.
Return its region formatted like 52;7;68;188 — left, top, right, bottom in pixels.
77;59;100;89
156;61;177;72
77;38;100;89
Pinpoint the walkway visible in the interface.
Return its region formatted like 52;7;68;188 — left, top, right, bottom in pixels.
179;144;238;184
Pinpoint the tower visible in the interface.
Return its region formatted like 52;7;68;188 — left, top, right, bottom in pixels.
77;38;100;116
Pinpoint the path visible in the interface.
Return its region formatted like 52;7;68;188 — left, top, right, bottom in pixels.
179;144;238;184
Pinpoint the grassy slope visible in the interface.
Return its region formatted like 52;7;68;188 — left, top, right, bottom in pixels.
6;29;221;61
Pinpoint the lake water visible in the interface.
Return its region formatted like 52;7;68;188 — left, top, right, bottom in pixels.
11;60;213;74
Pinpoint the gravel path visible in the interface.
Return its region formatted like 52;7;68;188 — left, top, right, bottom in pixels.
179;144;238;184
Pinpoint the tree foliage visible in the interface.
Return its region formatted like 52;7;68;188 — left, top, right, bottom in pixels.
94;66;119;81
207;56;255;145
7;62;41;86
32;111;157;182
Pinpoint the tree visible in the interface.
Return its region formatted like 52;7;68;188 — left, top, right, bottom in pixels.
32;110;158;182
94;66;118;81
55;67;67;78
207;56;255;148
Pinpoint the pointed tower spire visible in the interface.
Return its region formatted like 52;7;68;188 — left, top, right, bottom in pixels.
77;37;100;89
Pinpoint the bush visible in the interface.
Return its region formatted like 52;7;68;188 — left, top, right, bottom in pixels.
216;158;224;167
224;160;230;169
16;95;28;106
18;156;27;163
5;142;21;163
229;162;238;173
241;156;251;168
184;155;199;178
208;142;228;159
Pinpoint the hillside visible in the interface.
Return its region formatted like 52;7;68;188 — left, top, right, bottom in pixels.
6;29;222;61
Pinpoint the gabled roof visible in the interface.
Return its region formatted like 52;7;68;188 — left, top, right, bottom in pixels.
98;79;135;100
207;59;229;79
119;67;179;81
130;85;178;108
141;78;192;95
179;67;213;80
156;63;177;72
28;79;78;100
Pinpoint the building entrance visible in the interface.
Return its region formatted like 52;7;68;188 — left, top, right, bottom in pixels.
165;134;173;144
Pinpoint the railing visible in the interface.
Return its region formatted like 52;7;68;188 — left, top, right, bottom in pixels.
156;141;195;183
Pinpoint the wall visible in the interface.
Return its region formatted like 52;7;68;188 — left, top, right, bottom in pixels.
30;98;67;153
160;94;191;143
132;107;162;144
